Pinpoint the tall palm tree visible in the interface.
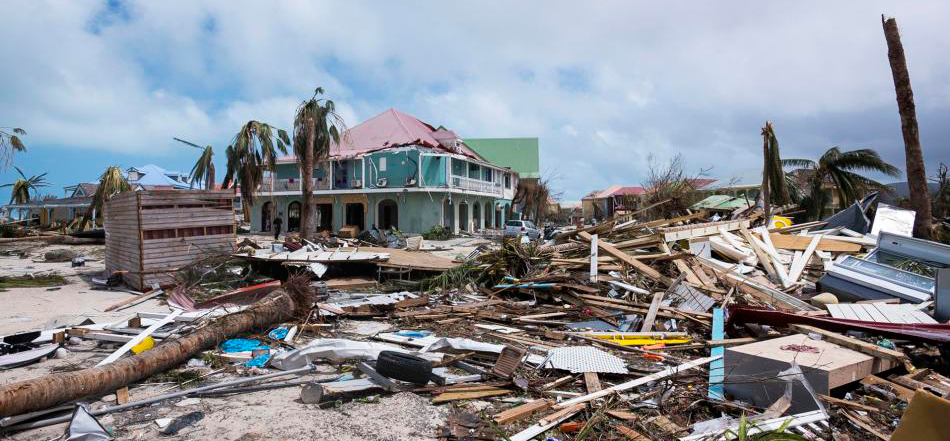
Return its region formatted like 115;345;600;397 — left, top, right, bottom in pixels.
783;147;901;220
293;88;344;239
0;127;27;169
760;121;791;218
883;16;933;239
174;137;216;190
77;166;131;231
221;121;290;221
2;167;48;219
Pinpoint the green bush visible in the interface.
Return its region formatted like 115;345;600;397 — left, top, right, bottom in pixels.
422;225;452;240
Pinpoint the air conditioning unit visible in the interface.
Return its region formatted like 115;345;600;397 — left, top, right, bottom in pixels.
376;178;388;187
352;180;362;188
405;177;417;186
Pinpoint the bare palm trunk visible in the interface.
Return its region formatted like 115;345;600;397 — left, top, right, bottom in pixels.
206;163;216;190
883;16;933;239
300;121;316;240
761;125;772;220
0;289;300;417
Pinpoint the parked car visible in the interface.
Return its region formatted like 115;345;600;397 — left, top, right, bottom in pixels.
504;220;541;240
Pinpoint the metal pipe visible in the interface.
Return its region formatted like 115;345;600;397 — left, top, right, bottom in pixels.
2;365;315;433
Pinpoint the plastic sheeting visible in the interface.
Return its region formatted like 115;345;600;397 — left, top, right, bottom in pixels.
270;339;415;370
64;404;111;441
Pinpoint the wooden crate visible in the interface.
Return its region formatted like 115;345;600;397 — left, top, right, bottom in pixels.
104;190;236;291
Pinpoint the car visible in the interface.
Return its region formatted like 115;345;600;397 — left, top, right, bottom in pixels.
503;220;541;240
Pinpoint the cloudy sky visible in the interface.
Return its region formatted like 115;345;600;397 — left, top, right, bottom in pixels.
2;1;948;201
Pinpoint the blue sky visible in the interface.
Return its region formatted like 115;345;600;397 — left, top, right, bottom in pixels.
2;1;950;202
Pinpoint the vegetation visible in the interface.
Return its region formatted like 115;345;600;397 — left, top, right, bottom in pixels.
221;121;290;214
639;153;711;220
932;163;949;219
0;273;67;289
718;415;810;441
78;166;132;231
175;137;216;190
422;225;452;240
783;147;900;220
1;167;48;206
513;175;558;223
760;121;791;218
0;127;27;168
293;88;344;239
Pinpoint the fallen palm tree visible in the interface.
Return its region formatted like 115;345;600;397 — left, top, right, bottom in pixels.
0;281;315;417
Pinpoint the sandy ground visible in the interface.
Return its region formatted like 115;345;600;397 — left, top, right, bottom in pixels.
0;242;167;336
0;238;497;440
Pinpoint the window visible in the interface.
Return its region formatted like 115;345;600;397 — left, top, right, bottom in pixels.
452;158;466;176
506;220;522;227
482;166;492;182
379;157;387;172
504;173;511;189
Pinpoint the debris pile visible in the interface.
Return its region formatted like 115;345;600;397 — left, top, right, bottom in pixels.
0;206;948;440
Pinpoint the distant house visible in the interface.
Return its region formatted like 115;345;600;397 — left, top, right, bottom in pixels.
4;164;200;227
250;109;519;235
581;179;718;222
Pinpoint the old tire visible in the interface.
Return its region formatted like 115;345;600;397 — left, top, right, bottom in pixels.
375;351;432;384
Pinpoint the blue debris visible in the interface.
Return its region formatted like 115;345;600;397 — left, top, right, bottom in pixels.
395;330;432;338
220;339;269;353
877;338;897;350
268;327;289;340
244;353;271;368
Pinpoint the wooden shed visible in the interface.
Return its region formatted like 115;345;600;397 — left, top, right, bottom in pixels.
104;190;237;291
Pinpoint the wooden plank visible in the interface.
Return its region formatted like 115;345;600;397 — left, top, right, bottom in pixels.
96;309;181;366
583;372;602;393
431;386;510;403
769;233;861;252
103;288;164;312
863;304;892;323
589;234;598;282
787;234;821;283
740;228;777;279
860;375;915;402
617;425;649;440
640;291;666;332
508;404;585;441
493;399;552;424
578;231;669;284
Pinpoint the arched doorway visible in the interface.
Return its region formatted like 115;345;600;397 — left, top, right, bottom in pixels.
443;198;454;229
472;202;481;231
458;202;469;232
494;204;501;228
378;199;398;230
287;201;301;231
261;201;273;232
484;202;492;228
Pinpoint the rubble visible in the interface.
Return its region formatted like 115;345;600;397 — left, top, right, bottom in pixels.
0;201;948;441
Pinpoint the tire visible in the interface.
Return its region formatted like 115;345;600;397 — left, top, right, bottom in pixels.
375;351;432;384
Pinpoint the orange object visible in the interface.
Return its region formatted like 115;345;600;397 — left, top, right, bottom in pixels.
559;421;586;433
643;343;666;350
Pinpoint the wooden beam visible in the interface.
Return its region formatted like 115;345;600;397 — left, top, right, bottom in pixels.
640;292;666;332
789;324;910;366
583;372;602;393
493;399;553;424
578;231;670;284
96;309;182;367
769;233;861;252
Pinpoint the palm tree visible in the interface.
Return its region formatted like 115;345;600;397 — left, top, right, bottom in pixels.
77;166;131;231
0;127;27;169
2;167;48;219
760;122;791;218
175;138;216;190
221;121;290;221
783;147;901;220
293;88;344;239
883;16;933;239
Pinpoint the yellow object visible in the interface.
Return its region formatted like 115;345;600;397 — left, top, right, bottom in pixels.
131;336;155;354
584;333;691;346
769;215;793;229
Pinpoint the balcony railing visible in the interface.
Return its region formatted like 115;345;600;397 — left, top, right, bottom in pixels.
257;177;342;193
451;175;502;195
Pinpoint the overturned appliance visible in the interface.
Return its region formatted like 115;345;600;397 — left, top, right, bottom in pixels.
820;232;950;303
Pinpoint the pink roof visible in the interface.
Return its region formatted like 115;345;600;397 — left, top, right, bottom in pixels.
278;108;483;162
594;185;645;198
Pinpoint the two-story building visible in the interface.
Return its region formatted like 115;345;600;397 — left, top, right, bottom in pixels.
250;108;518;235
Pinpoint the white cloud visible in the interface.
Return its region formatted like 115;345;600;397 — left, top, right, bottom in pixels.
2;0;949;198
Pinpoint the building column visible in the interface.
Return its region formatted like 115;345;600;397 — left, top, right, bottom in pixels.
453;199;460;234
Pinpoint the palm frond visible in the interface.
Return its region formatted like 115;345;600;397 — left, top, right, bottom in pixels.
781;158;816;169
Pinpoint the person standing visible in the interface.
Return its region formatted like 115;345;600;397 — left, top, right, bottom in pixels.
273;215;283;241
